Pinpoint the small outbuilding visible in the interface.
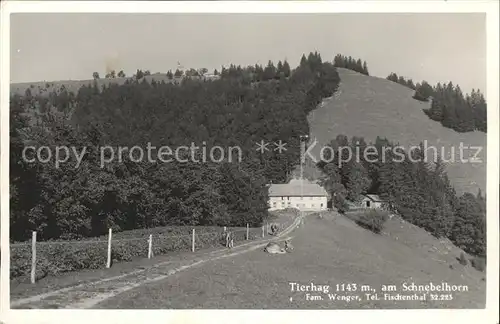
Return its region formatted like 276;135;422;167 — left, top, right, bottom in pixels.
361;194;384;209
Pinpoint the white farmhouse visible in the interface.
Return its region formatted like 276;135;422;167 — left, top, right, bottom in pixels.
268;178;328;211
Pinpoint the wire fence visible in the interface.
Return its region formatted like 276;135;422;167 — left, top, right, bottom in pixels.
10;222;284;284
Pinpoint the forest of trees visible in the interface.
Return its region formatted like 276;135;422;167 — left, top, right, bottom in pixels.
424;85;487;133
219;59;292;81
317;135;486;257
10;52;340;242
333;54;369;76
386;72;487;133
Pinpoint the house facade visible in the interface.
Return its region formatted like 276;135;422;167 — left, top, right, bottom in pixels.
268;178;328;211
360;194;384;209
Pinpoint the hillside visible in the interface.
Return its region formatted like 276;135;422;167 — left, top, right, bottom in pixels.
303;68;486;195
10;67;486;197
96;212;485;309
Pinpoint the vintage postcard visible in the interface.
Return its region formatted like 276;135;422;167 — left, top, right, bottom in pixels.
1;1;498;324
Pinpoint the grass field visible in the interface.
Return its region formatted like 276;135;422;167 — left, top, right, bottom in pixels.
303;68;486;195
94;212;486;309
10;211;486;309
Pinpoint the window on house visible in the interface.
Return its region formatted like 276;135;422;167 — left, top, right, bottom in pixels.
321;203;324;208
273;202;277;207
366;201;371;208
281;197;284;200
287;196;290;200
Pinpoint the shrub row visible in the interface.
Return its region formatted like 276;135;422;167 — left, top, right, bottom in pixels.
10;226;262;281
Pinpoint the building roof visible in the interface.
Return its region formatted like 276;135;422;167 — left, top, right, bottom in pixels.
268;178;328;197
363;194;383;202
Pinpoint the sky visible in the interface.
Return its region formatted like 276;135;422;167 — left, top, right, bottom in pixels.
10;13;486;94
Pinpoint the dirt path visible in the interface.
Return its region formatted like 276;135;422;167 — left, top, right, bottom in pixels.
11;213;304;309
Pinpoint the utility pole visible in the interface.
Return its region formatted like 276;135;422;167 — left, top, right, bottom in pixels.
299;134;309;215
299;134;309;182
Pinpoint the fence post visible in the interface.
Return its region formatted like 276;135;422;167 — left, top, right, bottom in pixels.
31;231;37;284
262;225;264;238
246;223;249;240
192;229;195;252
148;234;153;259
106;228;112;268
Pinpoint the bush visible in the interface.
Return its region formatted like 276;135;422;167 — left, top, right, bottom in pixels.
458;252;468;265
349;209;390;234
470;256;486;272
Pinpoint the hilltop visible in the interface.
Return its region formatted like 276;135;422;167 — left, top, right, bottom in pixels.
303;68;486;195
10;73;185;97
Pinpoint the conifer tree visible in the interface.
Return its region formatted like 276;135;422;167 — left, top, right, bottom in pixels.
282;60;291;78
362;61;369;75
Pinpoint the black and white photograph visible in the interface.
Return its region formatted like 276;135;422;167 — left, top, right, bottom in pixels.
1;1;499;323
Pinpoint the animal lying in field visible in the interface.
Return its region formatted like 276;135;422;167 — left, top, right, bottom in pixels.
264;241;287;254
